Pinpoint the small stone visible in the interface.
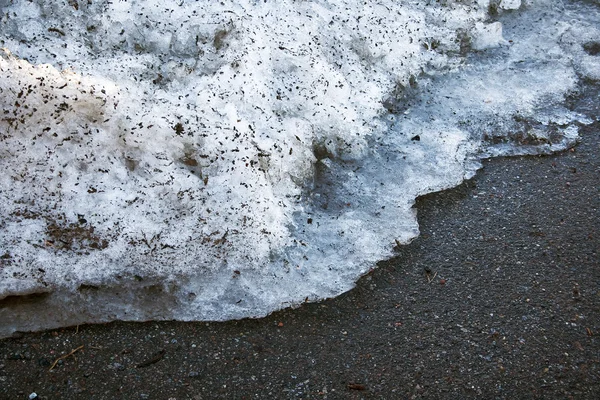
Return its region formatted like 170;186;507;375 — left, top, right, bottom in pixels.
29;393;38;400
37;358;51;368
189;371;200;378
113;362;125;371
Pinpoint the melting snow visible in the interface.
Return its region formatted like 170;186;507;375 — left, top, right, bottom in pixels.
0;0;598;336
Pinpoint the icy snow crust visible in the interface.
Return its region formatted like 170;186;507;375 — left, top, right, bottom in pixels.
0;0;598;336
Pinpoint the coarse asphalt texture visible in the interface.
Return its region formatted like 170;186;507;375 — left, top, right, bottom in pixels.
1;88;599;399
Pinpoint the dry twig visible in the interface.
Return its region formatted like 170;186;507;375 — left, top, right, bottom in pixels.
427;272;437;283
49;345;84;371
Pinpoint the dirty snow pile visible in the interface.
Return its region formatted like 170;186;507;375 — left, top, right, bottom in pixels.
0;0;598;336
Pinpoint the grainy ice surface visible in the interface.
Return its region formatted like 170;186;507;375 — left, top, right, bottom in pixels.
0;0;599;336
